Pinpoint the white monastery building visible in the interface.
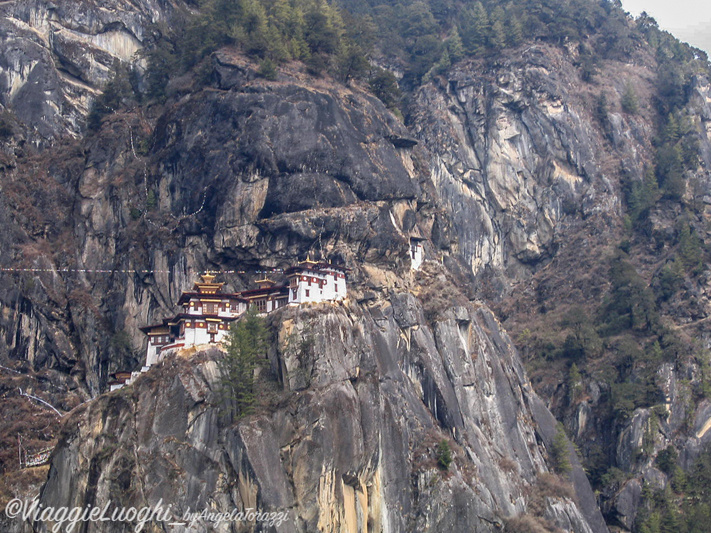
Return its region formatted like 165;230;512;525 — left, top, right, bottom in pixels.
286;258;348;304
109;259;348;391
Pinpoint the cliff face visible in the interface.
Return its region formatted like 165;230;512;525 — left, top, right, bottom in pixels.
410;44;711;529
410;44;657;293
2;0;711;530
1;32;609;526
0;46;430;394
0;0;182;140
30;288;606;532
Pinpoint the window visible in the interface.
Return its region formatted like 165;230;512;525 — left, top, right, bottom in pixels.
207;322;217;333
305;289;310;297
205;303;218;315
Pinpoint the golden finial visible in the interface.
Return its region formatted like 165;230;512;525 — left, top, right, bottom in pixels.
201;273;216;284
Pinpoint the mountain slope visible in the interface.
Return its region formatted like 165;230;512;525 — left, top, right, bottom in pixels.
1;0;711;531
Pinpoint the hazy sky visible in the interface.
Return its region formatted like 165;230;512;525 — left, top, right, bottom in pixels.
621;0;711;54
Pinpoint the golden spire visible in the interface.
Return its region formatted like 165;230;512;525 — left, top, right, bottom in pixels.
255;277;275;288
193;272;223;294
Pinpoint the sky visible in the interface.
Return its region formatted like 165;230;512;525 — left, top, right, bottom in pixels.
621;0;711;54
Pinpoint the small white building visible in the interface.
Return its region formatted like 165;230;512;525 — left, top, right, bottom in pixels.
410;238;424;270
285;258;348;304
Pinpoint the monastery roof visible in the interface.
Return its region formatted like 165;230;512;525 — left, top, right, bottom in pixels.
177;291;247;305
239;285;289;298
142;261;346;335
169;312;241;322
284;261;349;275
139;319;171;333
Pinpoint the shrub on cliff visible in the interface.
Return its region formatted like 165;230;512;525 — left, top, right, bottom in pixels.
436;439;452;470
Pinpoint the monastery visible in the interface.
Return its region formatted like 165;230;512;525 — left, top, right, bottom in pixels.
108;259;347;391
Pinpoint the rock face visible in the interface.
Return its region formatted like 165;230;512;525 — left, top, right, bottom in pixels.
0;48;429;395
2;0;711;530
27;286;606;532
409;45;660;292
0;0;180;139
411;44;711;527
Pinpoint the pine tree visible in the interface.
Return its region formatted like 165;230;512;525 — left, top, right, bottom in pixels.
657;143;685;200
621;82;639;114
568;363;583;402
446;28;464;62
219;307;268;419
505;14;524;46
369;68;401;110
550;423;572;475
424;48;451;82
678;223;702;273
460;2;488;55
660;506;683;533
87;64;134;129
662;112;681;144
436;439;452;470
146;189;158;210
487;6;506;50
259;58;278;80
336;44;369;85
489;19;506;50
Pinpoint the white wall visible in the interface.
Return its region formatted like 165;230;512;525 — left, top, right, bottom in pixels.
410;241;423;270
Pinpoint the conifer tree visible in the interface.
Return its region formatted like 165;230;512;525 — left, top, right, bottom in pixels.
219;307;268;419
505;14;524;46
568;363;583;402
550;423;572;475
488;6;506;50
678;223;702;273
446;28;464;62
460;2;488;55
621;82;639;114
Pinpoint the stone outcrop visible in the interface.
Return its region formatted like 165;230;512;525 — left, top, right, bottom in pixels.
409;45;659;291
0;0;182;139
2;0;711;529
26;284;606;532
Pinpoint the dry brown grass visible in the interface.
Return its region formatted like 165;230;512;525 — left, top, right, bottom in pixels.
0;465;49;511
414;263;469;323
0;368;79;509
505;514;559;533
526;472;576;518
498;455;519;474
